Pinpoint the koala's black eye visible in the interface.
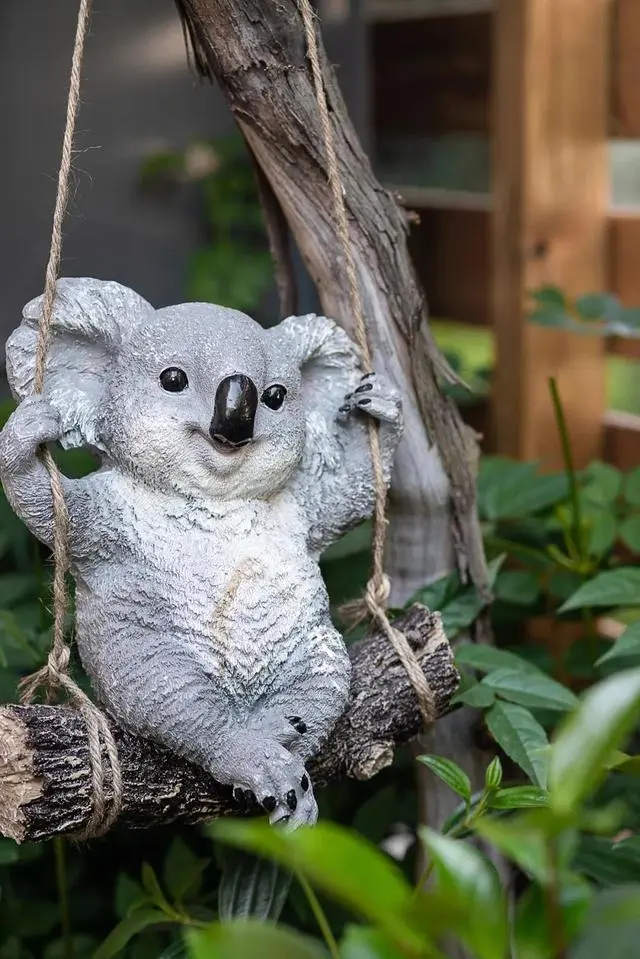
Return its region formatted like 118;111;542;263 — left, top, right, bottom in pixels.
261;384;287;410
160;367;189;393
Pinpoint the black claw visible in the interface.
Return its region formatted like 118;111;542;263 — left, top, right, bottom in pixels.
286;789;298;811
233;786;246;808
243;789;256;807
338;404;351;414
262;795;277;813
357;397;372;406
286;715;307;734
301;774;309;792
355;382;374;393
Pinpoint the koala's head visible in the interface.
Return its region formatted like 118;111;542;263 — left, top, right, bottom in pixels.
6;278;360;500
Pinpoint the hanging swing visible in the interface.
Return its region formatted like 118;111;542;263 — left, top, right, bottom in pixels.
0;0;458;852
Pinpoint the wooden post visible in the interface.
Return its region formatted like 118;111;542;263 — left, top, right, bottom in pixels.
492;0;609;468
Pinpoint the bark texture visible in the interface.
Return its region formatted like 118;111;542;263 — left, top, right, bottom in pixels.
0;606;458;844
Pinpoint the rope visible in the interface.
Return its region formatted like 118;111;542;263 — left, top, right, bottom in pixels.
18;0;122;839
297;0;435;726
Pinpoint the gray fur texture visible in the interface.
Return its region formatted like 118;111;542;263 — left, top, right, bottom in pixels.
0;278;403;827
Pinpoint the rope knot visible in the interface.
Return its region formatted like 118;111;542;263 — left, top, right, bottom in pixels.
364;573;391;615
49;644;71;678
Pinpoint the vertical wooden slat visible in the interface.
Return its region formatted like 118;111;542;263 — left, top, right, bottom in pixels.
492;0;608;469
611;0;640;138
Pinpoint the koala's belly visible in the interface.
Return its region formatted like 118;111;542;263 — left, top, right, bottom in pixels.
74;502;332;701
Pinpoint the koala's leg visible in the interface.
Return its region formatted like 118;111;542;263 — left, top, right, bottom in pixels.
0;396;65;548
86;638;320;828
243;627;351;823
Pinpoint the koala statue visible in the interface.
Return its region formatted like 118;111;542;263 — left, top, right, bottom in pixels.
0;277;403;829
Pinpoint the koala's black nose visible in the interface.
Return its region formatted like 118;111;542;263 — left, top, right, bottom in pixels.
209;374;258;449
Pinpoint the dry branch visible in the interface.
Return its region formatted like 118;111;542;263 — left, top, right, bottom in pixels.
0;606;458;844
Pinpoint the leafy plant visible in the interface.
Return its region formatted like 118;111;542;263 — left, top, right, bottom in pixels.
529;286;640;340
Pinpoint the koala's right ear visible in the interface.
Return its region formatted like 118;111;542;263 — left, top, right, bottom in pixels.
6;277;153;451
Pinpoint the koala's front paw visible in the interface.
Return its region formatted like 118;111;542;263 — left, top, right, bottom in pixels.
229;739;318;829
0;396;63;471
338;372;402;426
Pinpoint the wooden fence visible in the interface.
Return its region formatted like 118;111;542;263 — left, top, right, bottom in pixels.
369;0;640;471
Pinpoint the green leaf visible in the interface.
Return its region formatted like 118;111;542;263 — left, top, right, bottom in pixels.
455;644;542;675
339;926;406;959
485;756;503;790
596;622;640;667
473;815;549;883
624;468;640;506
549;668;640;814
619;515;640;553
452;683;496;708
0;838;19;865
572;886;640;959
164;837;208;902
482;668;578;712
141;863;167;905
560;567;640;612
530;286;567;309
587;511;618;558
574;836;640;885
575;292;621;322
419;828;508;959
529;307;571;330
322;522;371;562
188;923;328;959
417;755;472;802
209;821;418;950
481;466;569;521
114;873;146;920
489;786;549;810
486;702;549;787
0;574;38;607
494;570;540;606
93;909;168;959
583;461;623;505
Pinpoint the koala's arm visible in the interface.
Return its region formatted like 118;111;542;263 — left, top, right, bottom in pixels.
291;372;403;554
0;396;99;557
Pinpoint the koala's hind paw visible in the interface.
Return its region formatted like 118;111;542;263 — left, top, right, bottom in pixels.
338;372;402;425
227;739;318;830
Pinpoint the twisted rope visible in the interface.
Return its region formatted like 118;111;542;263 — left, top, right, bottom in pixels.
297;0;435;725
18;0;122;838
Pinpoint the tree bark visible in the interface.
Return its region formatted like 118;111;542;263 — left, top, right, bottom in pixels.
0;606;458;844
173;0;492;860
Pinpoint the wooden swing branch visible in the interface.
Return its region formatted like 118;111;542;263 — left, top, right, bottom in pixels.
0;606;458;844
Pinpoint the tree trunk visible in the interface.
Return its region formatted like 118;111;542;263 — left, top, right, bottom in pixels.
174;0;492;849
0;607;458;843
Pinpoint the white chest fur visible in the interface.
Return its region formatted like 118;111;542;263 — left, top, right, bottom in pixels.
78;473;328;699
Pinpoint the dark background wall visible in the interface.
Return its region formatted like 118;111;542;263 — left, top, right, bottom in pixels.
0;0;369;364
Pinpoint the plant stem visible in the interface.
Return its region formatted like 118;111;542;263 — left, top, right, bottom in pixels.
549;377;584;560
54;837;74;959
296;872;341;959
544;839;567;959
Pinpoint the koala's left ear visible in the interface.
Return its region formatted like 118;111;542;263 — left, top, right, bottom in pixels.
6;277;152;451
273;313;362;406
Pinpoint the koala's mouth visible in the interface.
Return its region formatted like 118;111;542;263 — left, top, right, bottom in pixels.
209;435;252;456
